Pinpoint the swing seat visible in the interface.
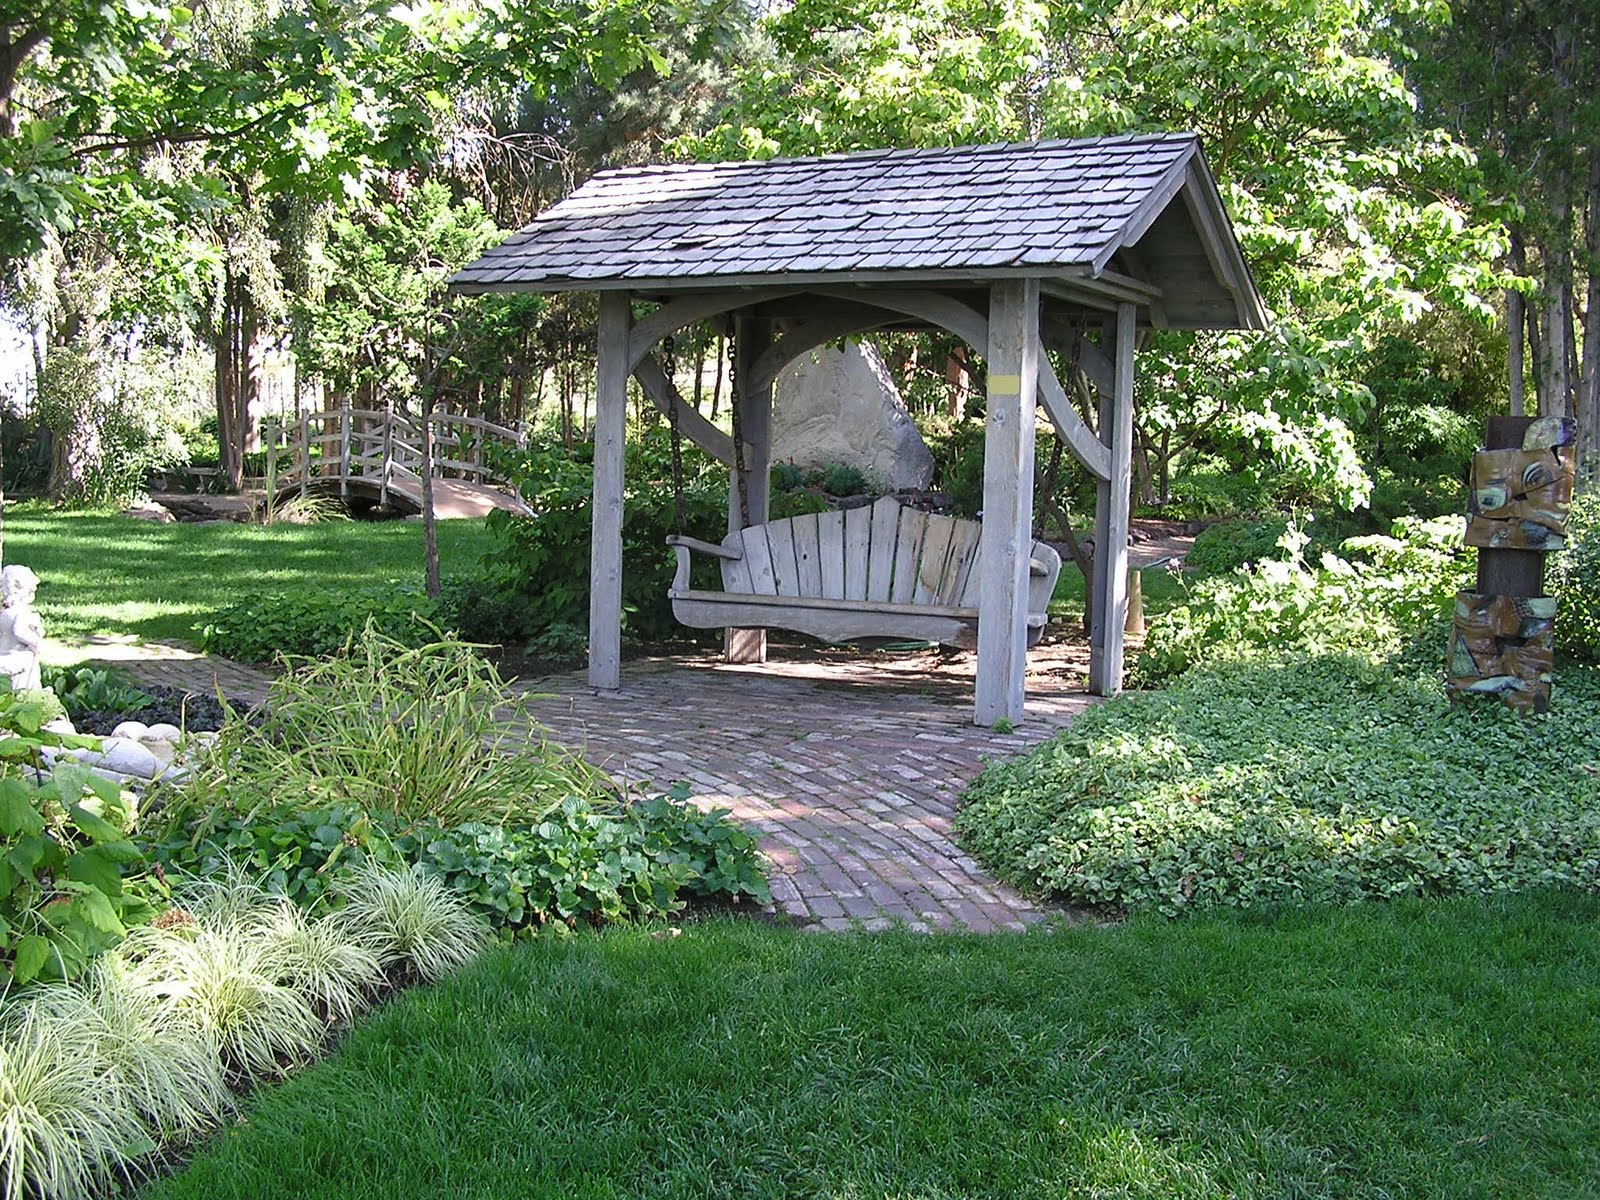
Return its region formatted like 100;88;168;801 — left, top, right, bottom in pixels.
667;496;1062;649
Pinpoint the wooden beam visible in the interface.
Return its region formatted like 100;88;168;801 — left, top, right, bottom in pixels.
745;311;898;397
589;292;631;690
632;354;734;465
974;278;1041;727
1088;303;1136;696
626;289;805;372
726;316;774;664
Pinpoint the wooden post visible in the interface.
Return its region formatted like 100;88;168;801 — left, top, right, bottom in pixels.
298;411;310;499
726;316;774;665
379;402;394;510
339;398;352;499
589;292;632;690
974;278;1040;727
1088;303;1136;696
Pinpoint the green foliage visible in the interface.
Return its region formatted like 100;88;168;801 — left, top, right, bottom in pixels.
293;181;502;404
40;666;153;721
958;654;1600;916
163;627;613;835
1552;490;1600;661
1134;516;1470;687
1184;517;1291;577
700;0;1509;506
399;789;769;932
0;735;156;986
150;804;389;912
196;586;448;663
483;427;727;643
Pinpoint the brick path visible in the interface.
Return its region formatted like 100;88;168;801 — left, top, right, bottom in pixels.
519;651;1093;932
95;640;1093;933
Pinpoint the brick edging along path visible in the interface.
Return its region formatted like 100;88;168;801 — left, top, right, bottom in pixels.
100;642;1093;933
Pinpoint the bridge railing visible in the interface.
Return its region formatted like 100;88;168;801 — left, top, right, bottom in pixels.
265;404;527;510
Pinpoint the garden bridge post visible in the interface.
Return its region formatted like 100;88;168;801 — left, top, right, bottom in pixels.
589;291;632;689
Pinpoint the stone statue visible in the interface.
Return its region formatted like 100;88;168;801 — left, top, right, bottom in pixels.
0;565;45;692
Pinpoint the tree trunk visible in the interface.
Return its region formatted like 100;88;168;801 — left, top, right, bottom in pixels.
1508;230;1527;416
1580;149;1600;482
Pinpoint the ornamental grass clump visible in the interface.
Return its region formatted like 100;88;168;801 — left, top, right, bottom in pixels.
122;920;324;1080
332;864;491;983
258;902;383;1025
0;995;145;1200
69;962;231;1142
159;625;613;839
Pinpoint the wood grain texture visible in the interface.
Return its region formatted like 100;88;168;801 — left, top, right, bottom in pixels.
588;292;631;689
1088;303;1136;697
975;278;1041;726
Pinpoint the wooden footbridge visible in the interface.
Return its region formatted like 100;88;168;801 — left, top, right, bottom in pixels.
265;406;530;518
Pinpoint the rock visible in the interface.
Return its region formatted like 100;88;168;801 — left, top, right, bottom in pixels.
124;501;176;524
141;738;178;764
144;723;183;742
111;720;151;741
43;717;76;736
773;339;935;492
84;737;163;780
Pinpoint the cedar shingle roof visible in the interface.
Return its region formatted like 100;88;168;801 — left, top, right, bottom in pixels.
450;133;1265;330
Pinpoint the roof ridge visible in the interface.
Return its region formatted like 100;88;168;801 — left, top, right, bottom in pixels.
585;132;1198;184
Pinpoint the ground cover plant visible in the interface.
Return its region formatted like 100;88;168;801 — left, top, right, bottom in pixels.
141;900;1600;1200
959;653;1600;914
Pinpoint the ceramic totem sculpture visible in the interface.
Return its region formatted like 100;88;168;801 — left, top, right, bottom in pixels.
1447;416;1576;713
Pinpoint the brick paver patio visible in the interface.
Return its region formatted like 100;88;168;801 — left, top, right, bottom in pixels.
519;650;1093;932
94;640;1094;933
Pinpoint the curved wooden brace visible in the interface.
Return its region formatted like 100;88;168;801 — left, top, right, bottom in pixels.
632;354;735;465
810;287;1111;481
744;310;900;397
626;288;807;372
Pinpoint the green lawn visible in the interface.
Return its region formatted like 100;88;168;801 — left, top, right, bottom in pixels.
144;897;1600;1200
3;507;496;647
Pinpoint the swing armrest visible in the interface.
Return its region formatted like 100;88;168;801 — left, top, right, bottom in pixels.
666;535;743;560
666;535;742;594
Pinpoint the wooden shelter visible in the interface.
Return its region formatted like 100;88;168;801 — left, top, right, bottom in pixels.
450;132;1266;726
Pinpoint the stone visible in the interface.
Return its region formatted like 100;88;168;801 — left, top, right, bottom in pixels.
141;738;178;764
111;720;151;741
0;565;45;692
123;501;176;524
43;717;76;736
82;737;163;780
144;723;183;742
772;338;935;491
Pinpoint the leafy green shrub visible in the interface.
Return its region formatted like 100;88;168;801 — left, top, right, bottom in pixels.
39;666;153;721
150;803;387;910
958;653;1600;916
483;428;727;644
1552;489;1600;661
398;789;769;931
1134;516;1469;687
197;586;448;663
161;627;612;835
1184;516;1290;576
1;754;156;986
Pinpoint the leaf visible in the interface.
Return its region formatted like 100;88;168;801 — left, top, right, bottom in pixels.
0;779;45;837
74;888;126;936
66;847;124;899
12;934;50;983
67;802;126;844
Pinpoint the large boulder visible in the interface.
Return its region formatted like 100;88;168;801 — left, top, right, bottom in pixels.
772;339;934;491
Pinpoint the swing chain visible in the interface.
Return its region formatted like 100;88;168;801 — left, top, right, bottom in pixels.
663;334;686;532
727;315;750;530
